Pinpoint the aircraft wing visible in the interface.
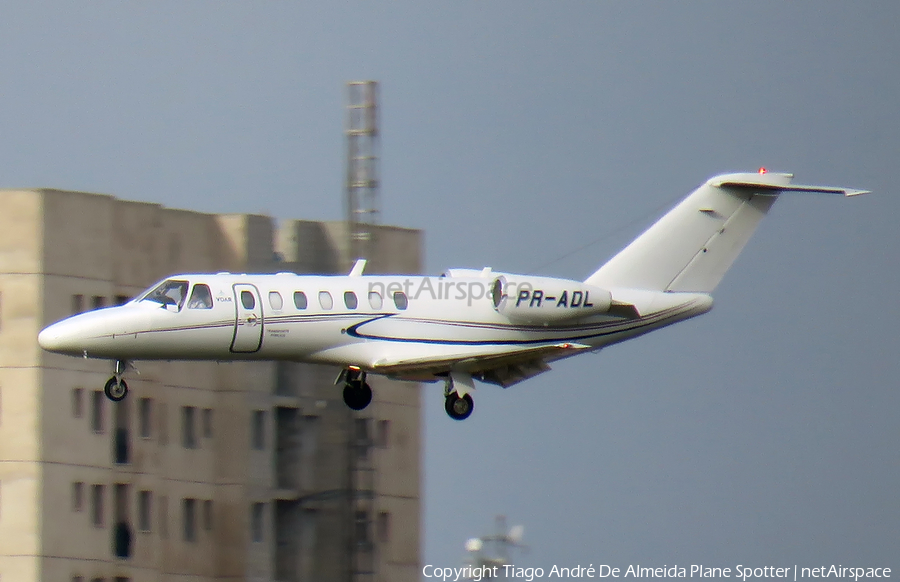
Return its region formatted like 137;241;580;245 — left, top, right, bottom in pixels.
371;342;592;387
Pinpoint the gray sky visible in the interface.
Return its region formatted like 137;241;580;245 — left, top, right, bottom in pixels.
2;1;897;570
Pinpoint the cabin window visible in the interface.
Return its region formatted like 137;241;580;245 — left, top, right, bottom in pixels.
268;291;283;310
141;280;189;311
344;291;358;309
187;284;213;309
368;291;383;310
318;291;333;310
293;291;308;309
392;291;409;310
240;290;255;310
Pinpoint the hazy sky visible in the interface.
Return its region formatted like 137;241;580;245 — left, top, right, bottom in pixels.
2;1;897;572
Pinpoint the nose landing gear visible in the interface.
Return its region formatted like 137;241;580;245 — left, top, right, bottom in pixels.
104;360;133;402
339;367;372;411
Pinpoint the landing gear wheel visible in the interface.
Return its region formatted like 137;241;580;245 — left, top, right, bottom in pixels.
444;392;474;421
343;381;372;411
104;377;128;402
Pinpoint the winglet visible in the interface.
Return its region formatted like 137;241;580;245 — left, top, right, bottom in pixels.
348;259;367;277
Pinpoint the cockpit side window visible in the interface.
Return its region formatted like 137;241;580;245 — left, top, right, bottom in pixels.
140;280;190;311
188;284;213;309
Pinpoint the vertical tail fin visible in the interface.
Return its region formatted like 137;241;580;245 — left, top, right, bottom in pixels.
585;172;868;293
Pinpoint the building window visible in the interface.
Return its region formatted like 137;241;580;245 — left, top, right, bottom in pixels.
182;406;196;449
251;502;265;543
72;481;84;512
72;387;84;418
203;499;213;531
183;498;196;542
114;295;130;306
293;291;307;309
344;291;358;309
91;295;105;310
72;294;84;314
368;291;383;310
91;484;104;527
268;291;283;310
355;510;369;544
252;410;265;450
91;391;104;433
138;398;152;439
202;408;213;438
378;511;391;543
159;495;168;539
318;291;333;310
392;291;409;310
138;490;152;532
71;576;84;582
376;419;390;448
159;403;168;446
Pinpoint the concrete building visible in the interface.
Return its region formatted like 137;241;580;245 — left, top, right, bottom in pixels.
0;188;422;582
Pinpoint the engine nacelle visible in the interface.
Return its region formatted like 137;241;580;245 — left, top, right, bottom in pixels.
490;274;613;324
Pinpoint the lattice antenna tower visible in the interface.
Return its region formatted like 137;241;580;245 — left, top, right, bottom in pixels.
345;81;380;266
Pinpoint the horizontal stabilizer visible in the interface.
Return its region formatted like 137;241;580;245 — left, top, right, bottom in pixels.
711;176;869;197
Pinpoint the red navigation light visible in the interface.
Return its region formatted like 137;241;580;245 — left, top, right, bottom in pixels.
758;167;767;174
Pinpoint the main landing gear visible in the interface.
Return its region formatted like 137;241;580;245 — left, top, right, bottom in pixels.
104;360;131;402
444;372;475;421
339;367;372;411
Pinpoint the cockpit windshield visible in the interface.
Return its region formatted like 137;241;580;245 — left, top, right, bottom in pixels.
140;279;190;311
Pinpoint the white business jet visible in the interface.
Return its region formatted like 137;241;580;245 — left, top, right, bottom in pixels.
38;170;868;420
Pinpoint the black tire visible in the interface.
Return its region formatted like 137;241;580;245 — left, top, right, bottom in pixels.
343;381;372;411
104;377;128;402
444;393;474;421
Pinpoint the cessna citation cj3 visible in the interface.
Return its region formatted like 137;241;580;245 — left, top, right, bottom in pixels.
39;171;868;420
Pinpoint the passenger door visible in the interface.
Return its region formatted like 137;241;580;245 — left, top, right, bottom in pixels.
231;284;263;353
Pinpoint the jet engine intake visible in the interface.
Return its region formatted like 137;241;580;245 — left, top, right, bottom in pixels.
491;274;612;324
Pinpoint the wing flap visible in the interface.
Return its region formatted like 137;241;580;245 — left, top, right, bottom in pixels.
372;342;591;386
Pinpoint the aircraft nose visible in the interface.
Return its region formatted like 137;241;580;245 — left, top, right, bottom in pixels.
38;319;84;354
39;322;68;352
